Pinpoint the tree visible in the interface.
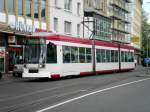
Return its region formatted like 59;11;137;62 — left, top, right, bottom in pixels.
141;10;150;57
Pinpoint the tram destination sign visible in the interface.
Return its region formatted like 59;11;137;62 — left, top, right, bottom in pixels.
9;21;36;33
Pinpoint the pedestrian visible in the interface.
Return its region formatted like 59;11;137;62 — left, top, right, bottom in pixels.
0;72;2;79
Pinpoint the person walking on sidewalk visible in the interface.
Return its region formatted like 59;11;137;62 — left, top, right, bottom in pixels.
0;72;2;79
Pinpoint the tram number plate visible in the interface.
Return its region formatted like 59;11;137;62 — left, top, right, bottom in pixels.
29;69;39;73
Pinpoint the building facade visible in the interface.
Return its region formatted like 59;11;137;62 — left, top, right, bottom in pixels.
83;0;112;41
49;0;84;38
0;0;49;73
131;0;143;64
109;0;131;43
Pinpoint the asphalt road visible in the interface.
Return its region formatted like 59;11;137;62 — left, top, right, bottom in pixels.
0;66;150;112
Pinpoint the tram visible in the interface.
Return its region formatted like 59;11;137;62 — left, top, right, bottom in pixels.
23;34;135;78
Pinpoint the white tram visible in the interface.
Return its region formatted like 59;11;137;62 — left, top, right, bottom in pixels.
23;35;135;78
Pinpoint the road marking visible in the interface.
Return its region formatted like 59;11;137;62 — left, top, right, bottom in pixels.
0;89;86;111
36;78;150;112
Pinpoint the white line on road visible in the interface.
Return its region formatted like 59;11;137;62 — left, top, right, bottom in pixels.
36;78;150;112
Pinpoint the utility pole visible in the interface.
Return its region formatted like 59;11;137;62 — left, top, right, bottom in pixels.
82;19;96;73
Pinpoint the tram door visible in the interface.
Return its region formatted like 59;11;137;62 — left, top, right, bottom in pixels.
8;46;23;71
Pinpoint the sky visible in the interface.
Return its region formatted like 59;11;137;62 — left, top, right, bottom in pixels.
143;0;150;22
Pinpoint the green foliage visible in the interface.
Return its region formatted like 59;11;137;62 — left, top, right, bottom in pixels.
141;10;150;57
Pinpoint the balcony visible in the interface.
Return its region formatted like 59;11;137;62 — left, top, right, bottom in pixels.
110;0;130;13
109;9;131;24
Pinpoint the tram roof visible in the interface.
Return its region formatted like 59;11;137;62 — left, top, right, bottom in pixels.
28;33;134;50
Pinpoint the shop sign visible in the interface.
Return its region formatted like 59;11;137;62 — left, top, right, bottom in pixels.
9;21;36;33
8;36;16;43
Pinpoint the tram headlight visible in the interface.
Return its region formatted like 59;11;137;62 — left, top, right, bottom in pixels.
39;64;45;68
39;64;42;68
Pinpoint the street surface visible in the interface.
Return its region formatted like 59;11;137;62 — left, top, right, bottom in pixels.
0;66;150;112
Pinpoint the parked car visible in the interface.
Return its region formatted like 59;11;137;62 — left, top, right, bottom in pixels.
142;58;150;67
13;64;24;77
12;59;24;77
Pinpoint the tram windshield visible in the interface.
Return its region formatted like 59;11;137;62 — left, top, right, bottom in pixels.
24;38;46;65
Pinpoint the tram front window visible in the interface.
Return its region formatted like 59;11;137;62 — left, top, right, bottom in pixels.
25;38;46;65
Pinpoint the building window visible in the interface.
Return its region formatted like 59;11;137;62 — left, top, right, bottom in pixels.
64;21;72;35
64;0;72;11
8;0;14;14
26;0;31;17
0;0;4;12
34;0;39;19
41;0;46;21
18;0;23;15
77;2;81;16
77;24;80;36
54;18;58;32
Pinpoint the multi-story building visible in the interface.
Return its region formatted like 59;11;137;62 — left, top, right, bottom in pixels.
83;0;112;41
131;0;143;64
0;0;49;73
49;0;84;37
109;0;131;43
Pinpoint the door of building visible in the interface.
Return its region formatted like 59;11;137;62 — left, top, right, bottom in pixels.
8;45;23;71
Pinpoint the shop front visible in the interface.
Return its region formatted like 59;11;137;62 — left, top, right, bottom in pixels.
0;33;6;73
8;35;24;71
0;47;5;73
0;21;47;74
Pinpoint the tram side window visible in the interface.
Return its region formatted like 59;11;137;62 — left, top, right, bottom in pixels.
47;42;57;63
96;49;101;63
114;50;118;62
86;48;92;63
106;50;110;62
79;47;86;63
111;50;115;62
128;52;132;62
131;52;134;62
71;47;78;63
63;46;71;63
101;49;106;63
121;51;124;62
125;51;128;62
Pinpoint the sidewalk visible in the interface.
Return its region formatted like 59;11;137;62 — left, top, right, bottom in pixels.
0;73;20;82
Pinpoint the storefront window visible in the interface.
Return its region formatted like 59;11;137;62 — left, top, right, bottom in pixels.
26;0;31;17
34;0;39;19
0;0;4;12
41;0;46;21
8;0;14;14
18;0;23;15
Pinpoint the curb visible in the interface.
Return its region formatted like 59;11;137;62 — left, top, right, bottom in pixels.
136;75;150;78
